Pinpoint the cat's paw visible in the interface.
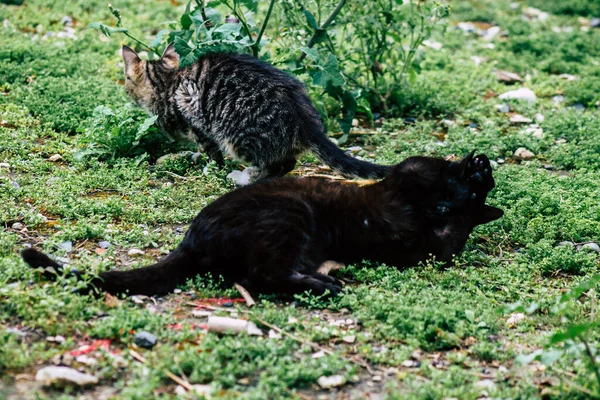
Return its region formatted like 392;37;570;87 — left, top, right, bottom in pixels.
466;154;495;193
227;168;253;186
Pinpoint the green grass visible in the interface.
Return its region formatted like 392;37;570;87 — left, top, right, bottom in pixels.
1;0;600;398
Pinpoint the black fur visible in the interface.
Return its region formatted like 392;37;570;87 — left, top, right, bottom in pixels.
22;152;502;297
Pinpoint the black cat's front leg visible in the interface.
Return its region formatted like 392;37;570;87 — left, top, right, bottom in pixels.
437;152;495;215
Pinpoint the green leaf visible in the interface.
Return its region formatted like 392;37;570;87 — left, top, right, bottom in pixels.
181;13;193;30
311;54;345;90
465;310;475;323
303;9;318;29
560;274;600;303
173;37;198;68
540;350;563;366
214;22;242;39
300;47;319;62
515;350;543;366
136;115;158;140
149;30;170;50
550;323;594;345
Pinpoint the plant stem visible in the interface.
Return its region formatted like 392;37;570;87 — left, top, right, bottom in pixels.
581;338;600;392
194;0;210;27
297;0;347;63
253;0;276;56
124;32;154;52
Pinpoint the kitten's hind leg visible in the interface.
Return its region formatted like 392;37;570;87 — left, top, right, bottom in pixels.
266;157;298;178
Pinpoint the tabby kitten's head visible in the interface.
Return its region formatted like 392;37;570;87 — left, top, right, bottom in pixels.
121;43;180;111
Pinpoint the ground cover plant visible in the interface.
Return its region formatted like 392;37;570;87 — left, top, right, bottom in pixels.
1;0;600;398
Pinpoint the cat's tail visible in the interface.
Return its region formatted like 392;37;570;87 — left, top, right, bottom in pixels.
293;87;391;179
308;132;391;179
21;247;200;296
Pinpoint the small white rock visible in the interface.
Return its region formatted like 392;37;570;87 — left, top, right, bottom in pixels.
11;222;24;230
173;288;182;294
513;147;535;160
127;248;145;256
317;374;346;389
372;375;383;382
506;312;525;327
581;243;600;254
312;350;326;359
35;366;98;387
0;162;10;169
535;113;545;123
498;87;536;102
342;335;356;344
47;154;63;162
510;114;533;124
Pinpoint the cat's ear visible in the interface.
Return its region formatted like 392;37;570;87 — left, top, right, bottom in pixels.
122;45;141;76
471;205;503;226
161;42;179;69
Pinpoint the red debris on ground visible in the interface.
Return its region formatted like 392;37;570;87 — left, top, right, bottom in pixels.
68;339;111;356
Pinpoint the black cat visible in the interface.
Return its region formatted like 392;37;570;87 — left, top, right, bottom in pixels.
22;152;503;297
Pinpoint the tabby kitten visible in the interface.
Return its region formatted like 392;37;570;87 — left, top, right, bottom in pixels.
121;44;390;182
22;151;502;297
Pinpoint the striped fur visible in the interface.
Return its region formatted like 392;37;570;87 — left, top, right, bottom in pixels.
122;44;390;181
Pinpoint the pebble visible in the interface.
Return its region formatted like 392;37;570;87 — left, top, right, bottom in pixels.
222;301;234;307
342;335;356;344
61;16;73;26
317;375;346;389
497;158;505;164
581;243;600;254
0;162;9;169
97;241;110;249
134;331;158;349
558;241;575;248
495;103;510;113
127;248;144;256
510;114;532;124
173;288;182;294
498;87;536;102
401;359;420;368
525;126;543;139
47;154;63;162
496;69;523;83
11;222;24;230
506;312;525;327
59;241;73;253
175;227;184;234
513;147;535;160
535;113;545;123
591;18;600;28
543;164;554;170
552;95;565;105
441;119;456;128
35;366;98;387
46;335;65;343
372;375;383;382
